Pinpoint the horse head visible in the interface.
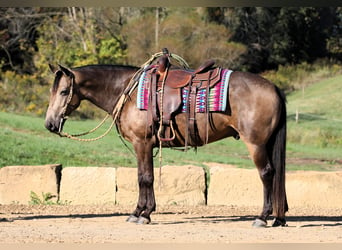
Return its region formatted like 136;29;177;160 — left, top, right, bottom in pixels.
45;64;81;134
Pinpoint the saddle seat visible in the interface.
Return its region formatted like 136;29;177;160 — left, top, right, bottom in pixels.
157;58;221;89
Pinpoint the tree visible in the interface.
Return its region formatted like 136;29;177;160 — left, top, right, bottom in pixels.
207;7;341;72
122;8;246;69
0;7;129;117
34;7;128;77
0;7;45;73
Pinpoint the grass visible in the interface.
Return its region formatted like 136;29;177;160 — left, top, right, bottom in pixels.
0;112;136;168
1;74;341;172
286;75;342;150
285;74;342;171
0;111;252;168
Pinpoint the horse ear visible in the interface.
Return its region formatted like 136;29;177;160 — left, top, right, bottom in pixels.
49;63;57;74
58;64;73;77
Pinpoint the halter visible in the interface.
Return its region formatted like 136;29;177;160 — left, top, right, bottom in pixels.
58;73;75;134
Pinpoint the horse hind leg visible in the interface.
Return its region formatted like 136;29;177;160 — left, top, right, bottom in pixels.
245;143;275;227
246;142;287;227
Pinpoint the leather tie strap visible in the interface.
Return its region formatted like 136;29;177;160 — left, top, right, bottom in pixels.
150;69;159;124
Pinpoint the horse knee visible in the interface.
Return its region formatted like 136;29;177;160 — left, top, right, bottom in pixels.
138;173;154;187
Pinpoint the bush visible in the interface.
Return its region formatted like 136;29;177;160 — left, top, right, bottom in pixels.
261;59;342;92
122;9;246;69
0;71;48;116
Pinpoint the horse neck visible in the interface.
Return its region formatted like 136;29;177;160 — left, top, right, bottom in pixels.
75;66;137;114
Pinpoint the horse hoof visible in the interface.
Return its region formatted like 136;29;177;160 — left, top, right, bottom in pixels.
272;218;287;227
126;215;139;223
252;218;267;228
136;216;151;225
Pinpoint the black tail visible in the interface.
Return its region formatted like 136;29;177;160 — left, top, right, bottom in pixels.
267;87;288;217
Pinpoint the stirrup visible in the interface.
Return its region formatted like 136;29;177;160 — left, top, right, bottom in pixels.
157;121;176;142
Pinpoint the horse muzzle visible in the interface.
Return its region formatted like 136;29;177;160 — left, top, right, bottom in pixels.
45;117;67;134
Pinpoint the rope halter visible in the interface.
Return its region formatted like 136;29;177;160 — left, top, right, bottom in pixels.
58;73;75;134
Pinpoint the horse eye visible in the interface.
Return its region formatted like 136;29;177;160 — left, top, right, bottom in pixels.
60;89;70;96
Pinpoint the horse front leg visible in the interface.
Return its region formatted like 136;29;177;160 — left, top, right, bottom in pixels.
126;141;155;224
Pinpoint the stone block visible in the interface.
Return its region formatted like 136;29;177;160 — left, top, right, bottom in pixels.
286;170;342;208
0;164;62;204
116;165;206;206
115;167;138;206
207;164;262;206
59;167;116;205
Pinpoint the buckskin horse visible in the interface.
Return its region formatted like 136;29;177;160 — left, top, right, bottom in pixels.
45;51;288;227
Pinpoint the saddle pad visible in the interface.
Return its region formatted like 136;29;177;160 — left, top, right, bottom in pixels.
137;68;233;113
137;71;149;110
182;69;232;112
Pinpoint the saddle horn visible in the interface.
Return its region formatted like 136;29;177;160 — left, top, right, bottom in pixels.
157;48;171;74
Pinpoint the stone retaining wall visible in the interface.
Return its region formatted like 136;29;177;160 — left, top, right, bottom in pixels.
1;164;341;209
60;167;116;205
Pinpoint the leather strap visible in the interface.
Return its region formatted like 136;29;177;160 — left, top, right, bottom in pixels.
204;71;212;144
150;69;159;123
188;82;201;146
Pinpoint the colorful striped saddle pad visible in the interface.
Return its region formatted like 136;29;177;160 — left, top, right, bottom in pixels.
137;68;233;113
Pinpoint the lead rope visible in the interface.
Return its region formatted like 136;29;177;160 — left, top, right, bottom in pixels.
59;115;115;142
59;91;127;142
61;114;110;138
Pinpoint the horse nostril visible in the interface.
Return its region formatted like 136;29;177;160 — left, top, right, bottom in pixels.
45;121;55;132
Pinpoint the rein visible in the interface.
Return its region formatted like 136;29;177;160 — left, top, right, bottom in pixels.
58;49;189;143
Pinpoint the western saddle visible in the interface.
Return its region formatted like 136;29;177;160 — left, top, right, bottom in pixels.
144;49;222;147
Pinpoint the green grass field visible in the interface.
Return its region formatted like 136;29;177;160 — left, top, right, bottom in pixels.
1;74;341;171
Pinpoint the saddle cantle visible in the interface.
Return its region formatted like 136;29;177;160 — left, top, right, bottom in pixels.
137;51;233;146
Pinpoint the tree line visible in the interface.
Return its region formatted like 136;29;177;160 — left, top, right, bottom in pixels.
0;7;340;117
1;7;340;73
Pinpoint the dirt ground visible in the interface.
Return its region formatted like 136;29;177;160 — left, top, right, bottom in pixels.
0;203;341;243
